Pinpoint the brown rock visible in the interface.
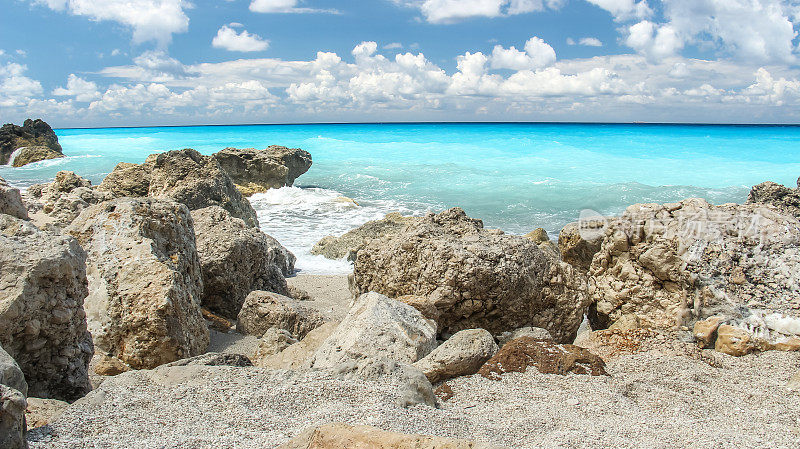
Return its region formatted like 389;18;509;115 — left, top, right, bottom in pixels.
202;308;233;332
0;119;63;166
715;325;756;357
212;146;312;196
94;355;130;376
558;221;604;272
693;317;724;349
478;337;607;380
12;145;64;167
25;397;69;430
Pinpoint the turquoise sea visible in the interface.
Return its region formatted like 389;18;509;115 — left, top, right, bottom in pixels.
2;123;800;274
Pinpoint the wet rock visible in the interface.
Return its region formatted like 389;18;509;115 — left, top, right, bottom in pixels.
413;328;498;383
0;119;63;166
212;146;312;196
12;146;64;167
66;198;209;369
479;337;607;379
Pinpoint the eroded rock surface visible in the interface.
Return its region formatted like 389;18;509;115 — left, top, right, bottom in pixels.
312;212;417;261
0;215;92;400
747;178;800;217
213;146;312;196
66;197;209;369
479;337;607;379
23;171;112;231
237;291;326;339
1;119;63;166
0;177;27;219
413;328;498;383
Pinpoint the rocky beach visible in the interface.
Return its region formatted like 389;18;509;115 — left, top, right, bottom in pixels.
1;119;800;449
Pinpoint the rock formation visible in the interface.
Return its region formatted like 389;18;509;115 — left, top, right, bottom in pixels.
257;321;340;369
237;291;326;339
0;345;28;449
0;215;93;400
0;176;28;219
66;197;209;369
349;208;589;342
278;423;502;449
478;336;607;379
413;328;498;383
1;119;63;166
587;198;800;330
558;221;604;272
98;148;259;227
213;146;312;196
747;178;800;217
23;171;112;231
192;206;295;319
312;212;417;260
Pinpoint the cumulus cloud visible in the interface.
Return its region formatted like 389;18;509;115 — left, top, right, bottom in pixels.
585;0;652;21
249;0;338;14
490;37;556;70
0;62;43;107
212;25;269;52
393;0;562;23
31;0;190;47
52;74;101;102
626;20;683;60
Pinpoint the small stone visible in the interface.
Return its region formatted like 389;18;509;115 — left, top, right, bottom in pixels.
715;325;755;357
693;316;724;349
94;355;130;376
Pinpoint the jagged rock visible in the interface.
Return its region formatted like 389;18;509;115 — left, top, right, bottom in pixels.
237;291;326;339
25;398;68;430
350;208;589;342
0;345;26;399
413;328;498;383
192;206;295;319
312;212;417;261
98;148;259;227
558;221;604;272
0;119;63;166
587;199;800;331
524;227;559;258
23;171;112;230
162;353;253;368
0;384;26;449
311;292;437;369
693;316;724;349
258;321;339;369
212;146;312;196
715;325;755;357
747;179;800;217
66;197;209;369
12;146;64;167
278;423;502;449
479;337;607;379
0;176;27;219
496;326;552;347
0;214;92;400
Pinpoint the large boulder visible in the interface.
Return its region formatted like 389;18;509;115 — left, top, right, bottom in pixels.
478;337;607;379
413;328;498;384
279;423;502;449
747;178;800;217
349;208;589;342
98;148;259;227
312;212;417;261
66;197;209;369
0;119;63;166
0;215;93;400
237;291;327;339
587;198;800;331
12;146;64;167
258;321;339;369
212;146;312;196
192;206;295;319
311;292;437;369
0;345;26;397
0;177;27;219
558;221;604;272
23;171;112;231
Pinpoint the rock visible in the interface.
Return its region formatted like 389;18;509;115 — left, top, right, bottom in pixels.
22;171;112;230
258;321;339;369
311;292;437;369
693;316;724;349
587;199;800;331
789;371;800;390
0;177;28;219
278;422;502;449
715;324;756;357
98;148;259;227
237;291;327;339
0;119;63;166
93;355;130;376
288;285;312;301
162;353;253;368
0;384;27;449
12;146;65;167
327;357;436;407
747;179;800;217
66;197;209;369
558;221;604;272
212;146;312;196
478;337;607;379
312;212;416;261
572;328;698;361
0;346;26;401
25;397;68;430
253;328;298;362
350;208;589;342
413;329;498;383
202;308;234;332
192;206;295;319
0;214;92;400
396;295;442;325
496;326;552;347
607;313;641;331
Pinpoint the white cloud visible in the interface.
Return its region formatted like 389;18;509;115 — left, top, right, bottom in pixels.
490;37;556;70
383;42;404;50
393;0;561;23
249;0;338;14
579;37;603;47
53;74;101;102
585;0;652;20
0;63;43;107
626;20;683;60
212;25;270;52
32;0;190;47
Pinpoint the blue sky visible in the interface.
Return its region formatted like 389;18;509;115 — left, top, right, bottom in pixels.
2;0;800;126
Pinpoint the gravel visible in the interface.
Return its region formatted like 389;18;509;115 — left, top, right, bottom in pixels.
28;349;800;448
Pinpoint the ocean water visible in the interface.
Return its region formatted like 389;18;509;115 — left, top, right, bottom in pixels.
2;123;800;274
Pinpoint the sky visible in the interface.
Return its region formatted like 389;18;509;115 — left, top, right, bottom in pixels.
2;0;800;127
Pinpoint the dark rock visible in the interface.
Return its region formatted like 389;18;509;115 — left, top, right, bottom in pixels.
0;119;63;166
747;179;800;217
478;336;607;379
162;353;253;368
